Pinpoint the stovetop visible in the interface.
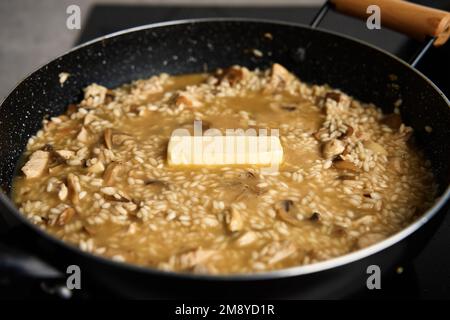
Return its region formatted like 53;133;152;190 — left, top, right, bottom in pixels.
1;2;449;299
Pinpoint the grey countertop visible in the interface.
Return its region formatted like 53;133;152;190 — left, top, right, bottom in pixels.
0;0;322;100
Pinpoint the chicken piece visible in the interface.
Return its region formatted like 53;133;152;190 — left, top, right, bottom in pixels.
76;127;90;143
224;208;243;232
55;150;75;160
265;63;295;92
236;231;258;247
176;248;215;270
262;241;297;265
58;183;68;201
21;150;50;178
81;83;107;108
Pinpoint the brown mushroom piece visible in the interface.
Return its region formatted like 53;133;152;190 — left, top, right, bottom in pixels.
308;212;321;222
274;200;303;227
216;66;248;86
340;125;354;139
322;139;346;159
56;207;76;226
67;173;80;205
21;150;50;179
381;113;402;130
103;162;123;186
325;91;342;103
104;128;113;149
333;160;361;172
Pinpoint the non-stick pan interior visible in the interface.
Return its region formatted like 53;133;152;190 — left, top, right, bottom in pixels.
1;19;449;197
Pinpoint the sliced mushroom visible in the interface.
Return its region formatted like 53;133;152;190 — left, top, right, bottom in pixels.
144;179;168;188
322;139;346;159
112;190;132;203
216;66;248;86
274;200;303;227
67;173;80;205
224;207;243;232
103;162;123;186
111;133;133;146
104;128;112;150
333;160;360;172
308;212;321;222
173;92;202;108
56;207;76;226
340;125;354;139
21;150;50;179
270;103;297;112
48;164;64;175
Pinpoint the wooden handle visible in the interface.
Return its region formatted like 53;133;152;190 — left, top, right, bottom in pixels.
330;0;450;46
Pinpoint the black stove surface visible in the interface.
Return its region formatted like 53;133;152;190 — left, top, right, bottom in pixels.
1;2;449;299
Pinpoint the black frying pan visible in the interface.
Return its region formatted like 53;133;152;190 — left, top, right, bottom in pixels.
0;0;449;298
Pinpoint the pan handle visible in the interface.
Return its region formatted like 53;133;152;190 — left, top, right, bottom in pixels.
329;0;450;47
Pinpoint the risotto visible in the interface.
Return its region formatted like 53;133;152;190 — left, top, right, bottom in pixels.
12;64;436;274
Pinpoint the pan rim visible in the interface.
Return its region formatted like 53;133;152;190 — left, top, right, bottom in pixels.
1;17;449;282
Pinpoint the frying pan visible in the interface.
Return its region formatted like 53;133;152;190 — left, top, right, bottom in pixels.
0;0;449;299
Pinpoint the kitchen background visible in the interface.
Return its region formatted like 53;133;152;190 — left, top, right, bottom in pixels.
0;0;449;299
